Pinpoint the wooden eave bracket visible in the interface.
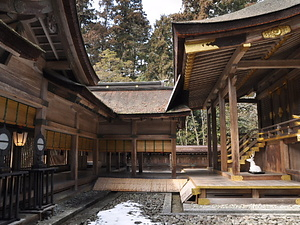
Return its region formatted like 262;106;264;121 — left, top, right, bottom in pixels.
0;19;45;61
203;43;251;108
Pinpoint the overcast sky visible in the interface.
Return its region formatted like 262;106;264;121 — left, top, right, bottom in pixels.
143;0;182;26
92;0;183;27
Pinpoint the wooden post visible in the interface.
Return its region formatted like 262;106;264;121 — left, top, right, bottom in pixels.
71;134;78;190
280;140;290;173
70;110;79;190
131;121;137;177
219;93;228;172
228;75;240;175
93;138;99;175
211;105;218;170
117;153;121;169
106;152;111;172
171;121;177;178
138;153;143;173
207;110;212;168
34;78;48;166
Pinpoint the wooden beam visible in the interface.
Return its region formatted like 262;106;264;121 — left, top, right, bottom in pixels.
0;20;44;60
219;93;227;172
237;60;300;70
203;43;251;108
228;75;240;175
46;61;70;70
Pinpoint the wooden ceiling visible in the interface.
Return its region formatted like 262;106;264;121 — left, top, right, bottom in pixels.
0;0;98;85
170;1;300;110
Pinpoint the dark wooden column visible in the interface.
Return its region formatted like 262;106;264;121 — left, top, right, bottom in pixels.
171;121;177;178
131;121;137;177
207;110;212;168
106;152;111;172
219;93;228;172
138;153;143;173
211;104;218;170
70;111;79;190
71;134;79;190
228;75;240;175
93;138;99;175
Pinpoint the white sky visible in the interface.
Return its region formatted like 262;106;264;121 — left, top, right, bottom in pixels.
143;0;182;26
92;0;182;27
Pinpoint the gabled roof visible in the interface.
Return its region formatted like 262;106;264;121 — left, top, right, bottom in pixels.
169;0;300;110
90;82;191;118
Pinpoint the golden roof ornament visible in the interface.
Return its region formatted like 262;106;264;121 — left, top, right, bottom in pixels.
262;26;291;39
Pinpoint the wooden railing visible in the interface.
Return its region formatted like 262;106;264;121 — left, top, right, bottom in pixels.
21;167;56;212
0;171;28;224
259;116;300;141
226;129;260;163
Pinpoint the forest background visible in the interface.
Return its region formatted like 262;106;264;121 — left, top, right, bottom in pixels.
76;0;261;145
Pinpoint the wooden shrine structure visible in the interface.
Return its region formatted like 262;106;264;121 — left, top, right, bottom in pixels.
169;0;300;181
90;82;190;177
0;0;189;223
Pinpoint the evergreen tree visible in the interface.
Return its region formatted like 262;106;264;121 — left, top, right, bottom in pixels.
110;0;151;79
142;15;173;84
94;49;133;82
181;0;259;20
76;0;99;64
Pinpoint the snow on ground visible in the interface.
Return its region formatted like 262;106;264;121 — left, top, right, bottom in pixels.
89;201;160;225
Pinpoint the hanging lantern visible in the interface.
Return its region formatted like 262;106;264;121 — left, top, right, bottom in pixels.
13;131;28;147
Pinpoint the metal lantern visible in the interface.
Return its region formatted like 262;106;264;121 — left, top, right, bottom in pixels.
13;131;28;147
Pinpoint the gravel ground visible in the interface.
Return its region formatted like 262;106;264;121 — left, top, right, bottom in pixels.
40;191;300;225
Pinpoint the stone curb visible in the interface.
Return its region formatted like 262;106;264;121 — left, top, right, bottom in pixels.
38;191;111;225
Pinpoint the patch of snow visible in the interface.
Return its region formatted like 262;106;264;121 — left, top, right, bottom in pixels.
89;201;161;225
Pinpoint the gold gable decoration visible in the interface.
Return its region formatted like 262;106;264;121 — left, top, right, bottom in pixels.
262;26;291;39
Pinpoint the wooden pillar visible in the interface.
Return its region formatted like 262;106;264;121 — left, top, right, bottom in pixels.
228;75;240;175
219;93;228;172
138;153;143;173
207;110;212;168
280;140;290;173
131;121;137;177
34;78;48;166
211;105;218;170
71;134;79;190
70;109;80;190
171;121;177;178
115;153;121;170
106;152;111;172
93;138;99;175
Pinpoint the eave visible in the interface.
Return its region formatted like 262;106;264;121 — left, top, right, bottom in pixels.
52;0;99;85
171;1;300;110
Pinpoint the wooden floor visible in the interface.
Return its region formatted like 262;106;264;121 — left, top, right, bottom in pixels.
93;177;188;192
183;169;300;204
188;170;300;189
